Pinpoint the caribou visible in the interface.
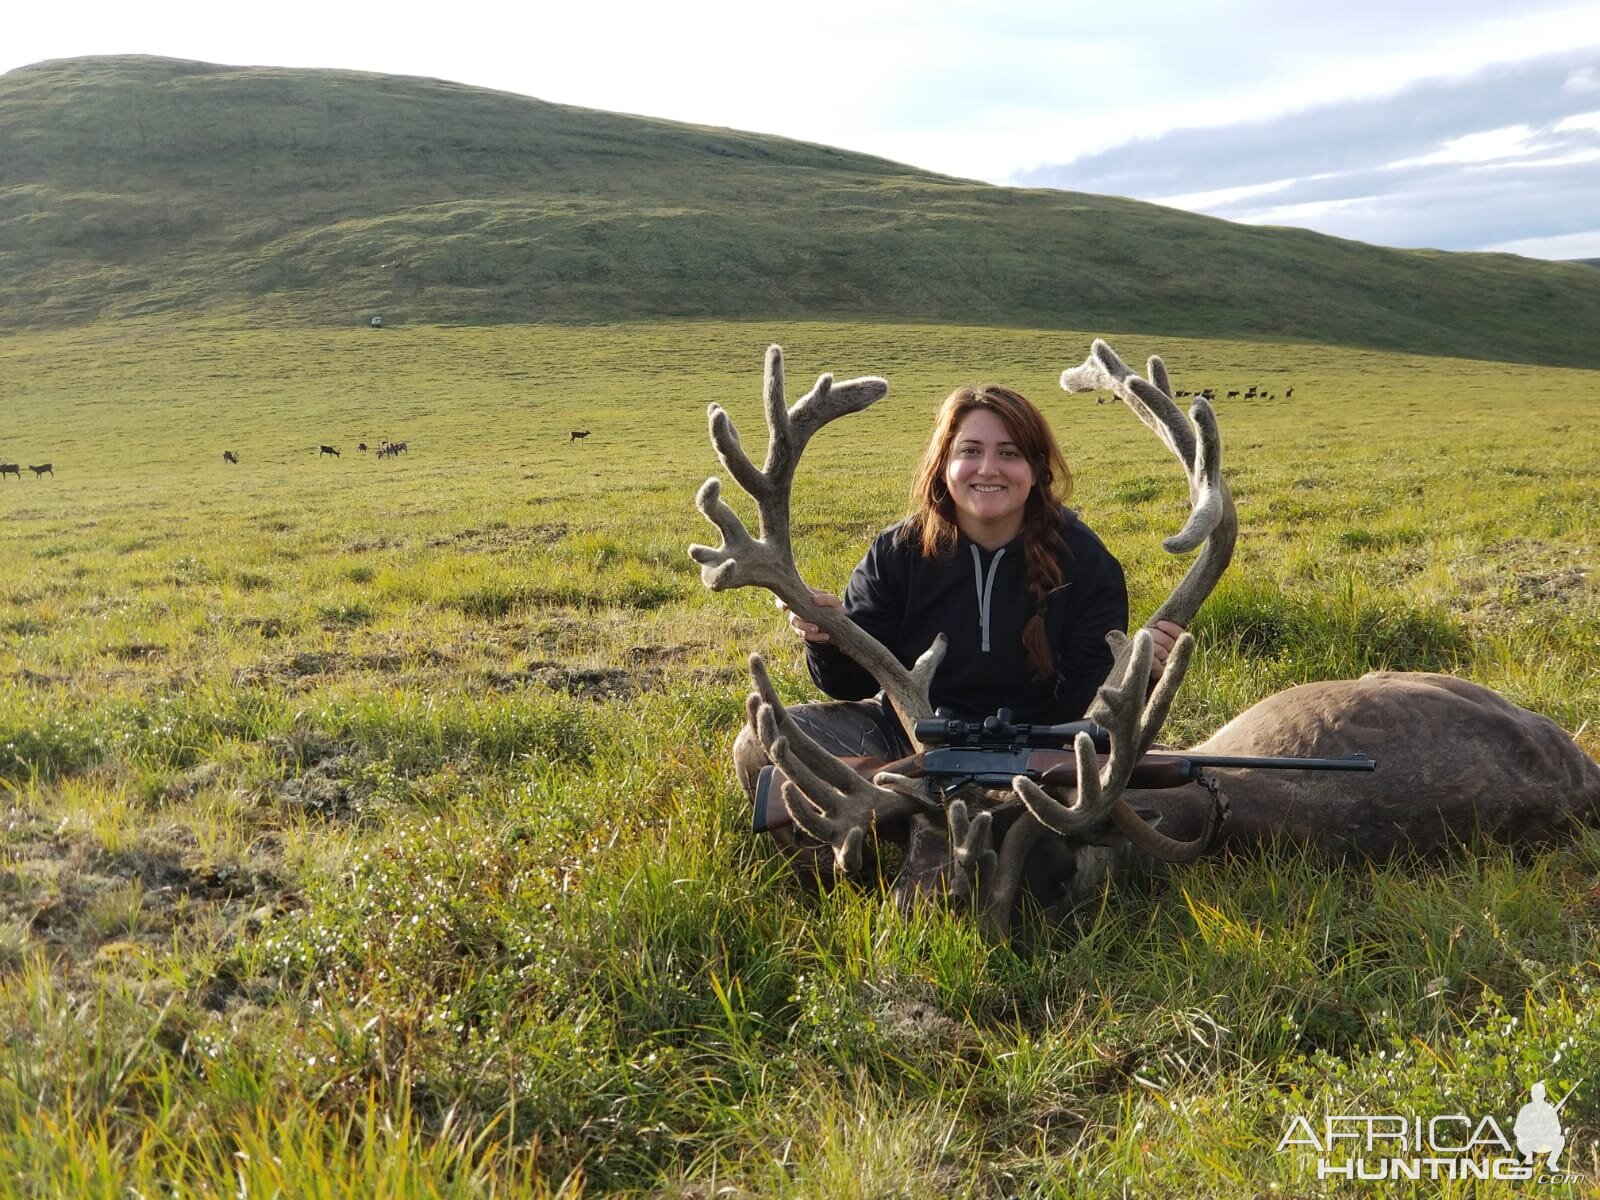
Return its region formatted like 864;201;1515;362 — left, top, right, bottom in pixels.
690;340;1600;939
28;463;53;478
0;463;19;480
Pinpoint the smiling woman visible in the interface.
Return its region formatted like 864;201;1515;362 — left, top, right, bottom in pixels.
786;382;1137;719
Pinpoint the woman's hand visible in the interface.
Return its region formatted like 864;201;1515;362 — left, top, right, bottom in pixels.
1148;619;1185;680
776;588;842;643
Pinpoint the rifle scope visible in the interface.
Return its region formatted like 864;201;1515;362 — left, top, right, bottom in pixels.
913;707;1112;751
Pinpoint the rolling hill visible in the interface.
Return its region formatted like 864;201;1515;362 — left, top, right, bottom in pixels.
4;55;1600;367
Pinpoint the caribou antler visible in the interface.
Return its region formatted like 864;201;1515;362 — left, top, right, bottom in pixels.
691;347;948;872
689;345;946;742
744;654;924;875
1060;338;1236;633
968;341;1238;934
1012;628;1224;860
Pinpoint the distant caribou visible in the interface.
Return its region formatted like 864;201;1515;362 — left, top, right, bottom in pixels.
28;464;52;478
570;430;591;443
320;445;340;458
0;463;19;480
223;450;239;464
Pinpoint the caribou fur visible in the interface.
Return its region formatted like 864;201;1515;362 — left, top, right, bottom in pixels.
1133;671;1600;858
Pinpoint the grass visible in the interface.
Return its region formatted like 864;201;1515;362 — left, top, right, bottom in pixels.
0;317;1597;1195
6;56;1600;369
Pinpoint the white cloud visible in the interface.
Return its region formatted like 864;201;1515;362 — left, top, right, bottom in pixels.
1475;147;1600;170
1554;110;1600;133
1482;230;1600;258
1241;196;1385;226
1149;177;1301;212
1388;125;1542;167
1564;66;1600;92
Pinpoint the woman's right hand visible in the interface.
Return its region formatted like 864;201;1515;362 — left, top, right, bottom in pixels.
776;588;842;643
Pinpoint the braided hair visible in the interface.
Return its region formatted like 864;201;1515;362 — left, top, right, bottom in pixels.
898;384;1074;680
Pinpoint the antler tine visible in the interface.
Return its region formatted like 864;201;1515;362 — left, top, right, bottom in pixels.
1013;616;1215;863
746;656;866;795
689;345;947;740
1063;340;1193;464
1151;409;1233;636
946;799;996;907
746;655;921;869
1102;630;1194;763
1146;355;1173;400
1009;631;1154;833
777;778;868;875
980;815;1044;940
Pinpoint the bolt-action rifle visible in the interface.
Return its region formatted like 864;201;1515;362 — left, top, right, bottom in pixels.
753;707;1376;834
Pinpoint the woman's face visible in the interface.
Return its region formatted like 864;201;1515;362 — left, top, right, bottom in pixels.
943;408;1036;545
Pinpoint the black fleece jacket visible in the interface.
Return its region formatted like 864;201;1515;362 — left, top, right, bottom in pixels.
806;507;1128;725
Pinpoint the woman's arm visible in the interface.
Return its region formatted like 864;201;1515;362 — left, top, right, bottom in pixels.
803;533;909;700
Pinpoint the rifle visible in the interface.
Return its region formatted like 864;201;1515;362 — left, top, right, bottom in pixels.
753;707;1376;834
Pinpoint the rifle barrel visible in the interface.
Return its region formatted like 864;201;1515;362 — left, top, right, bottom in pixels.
1182;752;1376;771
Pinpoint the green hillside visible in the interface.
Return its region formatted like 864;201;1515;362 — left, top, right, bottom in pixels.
5;55;1600;366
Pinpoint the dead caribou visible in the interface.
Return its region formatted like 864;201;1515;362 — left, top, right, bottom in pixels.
690;341;1600;938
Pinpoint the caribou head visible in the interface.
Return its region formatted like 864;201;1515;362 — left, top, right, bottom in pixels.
689;339;1239;937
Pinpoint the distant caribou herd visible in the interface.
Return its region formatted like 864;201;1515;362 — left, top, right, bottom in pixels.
217;442;416;464
314;440;407;459
4;432;597;480
1095;384;1297;405
1178;385;1295;401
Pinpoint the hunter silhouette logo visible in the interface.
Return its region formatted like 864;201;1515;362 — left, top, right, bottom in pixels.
1514;1081;1572;1172
1277;1080;1580;1183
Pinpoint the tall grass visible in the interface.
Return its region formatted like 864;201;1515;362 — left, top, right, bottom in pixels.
0;319;1596;1194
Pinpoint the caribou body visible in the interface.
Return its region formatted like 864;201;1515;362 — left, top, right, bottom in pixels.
1130;671;1600;859
690;340;1600;938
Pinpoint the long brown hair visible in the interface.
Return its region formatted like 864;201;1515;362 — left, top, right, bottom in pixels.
900;384;1074;679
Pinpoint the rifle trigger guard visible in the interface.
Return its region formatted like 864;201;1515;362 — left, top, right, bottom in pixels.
930;776;979;809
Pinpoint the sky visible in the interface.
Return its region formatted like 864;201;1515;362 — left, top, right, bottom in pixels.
6;1;1600;260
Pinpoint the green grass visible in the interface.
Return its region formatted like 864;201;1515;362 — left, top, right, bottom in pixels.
0;318;1597;1195
6;56;1600;368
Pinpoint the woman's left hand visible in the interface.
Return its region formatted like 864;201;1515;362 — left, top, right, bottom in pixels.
1148;619;1186;680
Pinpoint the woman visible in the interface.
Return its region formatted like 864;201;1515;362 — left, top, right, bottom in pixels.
732;383;1182;853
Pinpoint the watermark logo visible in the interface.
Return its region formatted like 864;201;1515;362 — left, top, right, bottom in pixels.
1276;1081;1579;1184
1514;1082;1566;1172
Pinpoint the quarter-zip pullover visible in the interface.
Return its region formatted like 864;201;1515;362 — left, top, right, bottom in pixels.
806;506;1128;725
